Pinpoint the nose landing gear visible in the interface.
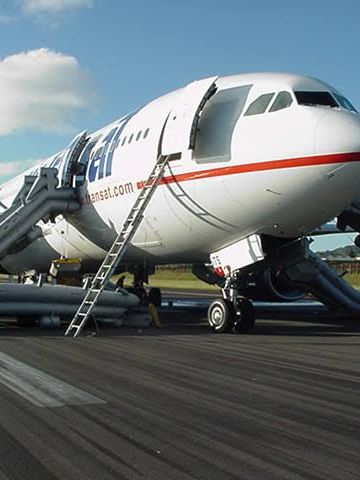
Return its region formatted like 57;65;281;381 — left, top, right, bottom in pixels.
207;281;256;334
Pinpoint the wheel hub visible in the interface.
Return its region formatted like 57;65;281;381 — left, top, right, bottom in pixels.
211;306;223;326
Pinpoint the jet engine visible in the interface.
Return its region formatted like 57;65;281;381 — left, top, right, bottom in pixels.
236;267;306;302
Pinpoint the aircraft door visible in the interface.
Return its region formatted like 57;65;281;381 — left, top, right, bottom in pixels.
193;84;252;164
58;131;89;187
161;76;218;156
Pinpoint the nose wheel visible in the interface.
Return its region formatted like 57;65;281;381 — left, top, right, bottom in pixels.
207;299;235;333
207;297;256;334
233;298;255;333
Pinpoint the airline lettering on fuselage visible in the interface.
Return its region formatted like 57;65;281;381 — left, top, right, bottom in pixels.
87;110;138;183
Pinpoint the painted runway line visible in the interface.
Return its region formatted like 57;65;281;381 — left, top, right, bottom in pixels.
0;352;106;408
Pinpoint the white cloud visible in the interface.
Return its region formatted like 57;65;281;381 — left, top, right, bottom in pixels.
0;158;41;177
0;48;93;136
21;0;92;15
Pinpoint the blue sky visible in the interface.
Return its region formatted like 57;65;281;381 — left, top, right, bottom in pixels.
1;0;360;250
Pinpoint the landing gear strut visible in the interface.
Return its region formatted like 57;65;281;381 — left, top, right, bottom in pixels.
207;279;256;334
126;264;162;307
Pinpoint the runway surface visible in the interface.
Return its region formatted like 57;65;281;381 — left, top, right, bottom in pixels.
0;308;360;479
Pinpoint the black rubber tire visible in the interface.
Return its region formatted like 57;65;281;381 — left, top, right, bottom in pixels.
148;287;162;307
207;299;235;333
234;299;256;333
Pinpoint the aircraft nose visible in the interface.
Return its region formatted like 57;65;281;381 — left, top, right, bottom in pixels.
315;111;360;175
314;111;360;210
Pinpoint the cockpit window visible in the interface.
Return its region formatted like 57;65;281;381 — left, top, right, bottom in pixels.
294;91;338;108
333;93;357;112
269;91;293;112
244;93;275;116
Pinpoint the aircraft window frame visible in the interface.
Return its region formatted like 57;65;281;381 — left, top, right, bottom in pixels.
244;93;275;116
269;91;293;113
294;91;339;108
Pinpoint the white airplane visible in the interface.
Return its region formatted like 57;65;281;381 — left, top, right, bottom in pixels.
1;72;360;332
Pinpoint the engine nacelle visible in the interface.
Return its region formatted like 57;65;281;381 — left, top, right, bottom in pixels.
238;267;305;302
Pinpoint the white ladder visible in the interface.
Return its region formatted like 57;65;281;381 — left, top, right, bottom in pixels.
64;154;169;337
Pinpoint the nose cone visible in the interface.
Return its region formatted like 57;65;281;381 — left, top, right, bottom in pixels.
315;110;360;157
314;110;360;213
315;110;360;181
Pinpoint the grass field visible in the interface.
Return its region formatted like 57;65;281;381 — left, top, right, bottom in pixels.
113;270;219;291
344;273;360;289
114;270;360;292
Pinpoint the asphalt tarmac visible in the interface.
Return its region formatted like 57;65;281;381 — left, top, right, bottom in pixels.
0;307;359;480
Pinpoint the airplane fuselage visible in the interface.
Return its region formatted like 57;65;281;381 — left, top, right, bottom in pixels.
2;72;360;274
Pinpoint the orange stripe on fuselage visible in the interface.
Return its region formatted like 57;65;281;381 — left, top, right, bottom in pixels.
136;151;360;190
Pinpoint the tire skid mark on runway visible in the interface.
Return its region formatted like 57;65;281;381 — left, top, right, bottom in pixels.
0;352;106;407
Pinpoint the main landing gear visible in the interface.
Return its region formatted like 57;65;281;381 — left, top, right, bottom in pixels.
122;265;162;307
207;281;256;334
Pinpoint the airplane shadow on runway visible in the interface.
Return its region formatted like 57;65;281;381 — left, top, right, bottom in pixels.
1;310;360;339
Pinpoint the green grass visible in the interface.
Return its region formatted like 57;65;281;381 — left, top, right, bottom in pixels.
113;270;219;291
344;273;360;289
113;271;360;292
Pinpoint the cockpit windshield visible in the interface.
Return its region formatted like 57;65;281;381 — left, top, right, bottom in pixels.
294;91;338;108
294;91;358;112
332;93;357;112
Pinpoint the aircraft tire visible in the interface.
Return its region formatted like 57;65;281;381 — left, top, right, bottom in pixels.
207;299;235;333
234;299;255;333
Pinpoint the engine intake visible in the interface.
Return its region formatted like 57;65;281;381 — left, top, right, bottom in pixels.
238;267;305;302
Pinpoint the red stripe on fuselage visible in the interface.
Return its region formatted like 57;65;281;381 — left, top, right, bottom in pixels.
142;151;360;187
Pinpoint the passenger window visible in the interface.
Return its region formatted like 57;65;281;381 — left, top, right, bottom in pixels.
128;134;134;144
143;128;150;139
136;131;142;141
245;93;275;116
269;91;293;112
121;137;127;146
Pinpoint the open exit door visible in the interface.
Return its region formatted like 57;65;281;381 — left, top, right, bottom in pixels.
161;76;218;156
58;131;89;187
